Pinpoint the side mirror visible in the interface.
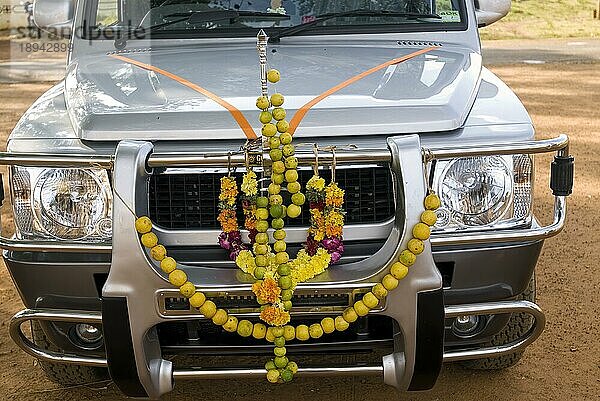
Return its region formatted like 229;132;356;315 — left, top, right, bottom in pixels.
33;0;75;38
475;0;511;27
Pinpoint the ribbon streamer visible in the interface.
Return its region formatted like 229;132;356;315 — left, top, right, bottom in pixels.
109;54;258;140
288;46;439;134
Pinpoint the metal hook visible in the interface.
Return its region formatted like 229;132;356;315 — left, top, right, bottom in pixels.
227;152;233;176
244;147;250;170
331;146;337;183
313;143;319;176
421;148;434;194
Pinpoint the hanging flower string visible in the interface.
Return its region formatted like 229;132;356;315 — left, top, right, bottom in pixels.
217;175;247;261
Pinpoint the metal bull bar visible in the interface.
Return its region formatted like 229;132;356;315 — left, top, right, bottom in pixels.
9;300;545;370
3;133;572;399
0;134;571;252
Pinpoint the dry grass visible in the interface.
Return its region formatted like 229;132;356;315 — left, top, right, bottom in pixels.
480;0;600;40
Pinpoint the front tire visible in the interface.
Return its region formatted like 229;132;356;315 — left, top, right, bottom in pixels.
461;274;536;370
31;322;109;386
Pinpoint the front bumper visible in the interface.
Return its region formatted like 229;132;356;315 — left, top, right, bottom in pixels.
2;134;571;399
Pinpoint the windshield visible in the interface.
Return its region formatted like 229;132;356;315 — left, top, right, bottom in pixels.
90;0;465;39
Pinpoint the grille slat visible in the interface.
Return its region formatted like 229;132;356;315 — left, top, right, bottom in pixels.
148;167;395;230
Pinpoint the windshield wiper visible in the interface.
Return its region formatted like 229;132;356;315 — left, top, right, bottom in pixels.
268;9;440;43
145;9;290;33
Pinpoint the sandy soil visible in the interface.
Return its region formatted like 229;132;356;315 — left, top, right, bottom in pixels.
0;63;598;400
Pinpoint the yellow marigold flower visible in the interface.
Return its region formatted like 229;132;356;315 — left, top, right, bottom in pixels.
306;175;326;191
260;305;291;326
252;277;281;304
219;176;238;204
235;250;256;274
289;249;331;285
241;170;258;196
325;183;344;207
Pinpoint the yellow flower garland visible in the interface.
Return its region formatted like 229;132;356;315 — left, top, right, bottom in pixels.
134;66;442;384
135;192;440;382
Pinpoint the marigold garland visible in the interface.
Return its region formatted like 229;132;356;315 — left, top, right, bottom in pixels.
135;191;441;385
133;60;442;386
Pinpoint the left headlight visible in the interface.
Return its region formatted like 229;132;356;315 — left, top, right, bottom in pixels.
10;167;112;241
432;154;533;231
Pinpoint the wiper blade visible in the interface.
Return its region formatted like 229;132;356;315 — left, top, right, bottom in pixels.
145;9;290;32
268;9;440;42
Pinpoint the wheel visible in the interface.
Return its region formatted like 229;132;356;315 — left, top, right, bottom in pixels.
31;322;109;386
461;274;536;370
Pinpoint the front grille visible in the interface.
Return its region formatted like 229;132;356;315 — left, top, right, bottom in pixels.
148;167;395;229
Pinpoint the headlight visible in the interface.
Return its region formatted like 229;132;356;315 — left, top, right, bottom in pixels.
10;167;112;241
432;155;532;231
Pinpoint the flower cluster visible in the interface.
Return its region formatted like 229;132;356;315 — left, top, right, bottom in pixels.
235;249;256;275
217;176;246;260
252;277;282;304
260;304;291;327
289;248;332;285
304;176;345;263
241;170;259;243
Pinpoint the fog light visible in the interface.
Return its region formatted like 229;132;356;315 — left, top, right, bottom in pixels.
452;315;480;337
75;323;102;344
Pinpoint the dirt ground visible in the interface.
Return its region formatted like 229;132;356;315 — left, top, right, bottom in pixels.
0;62;598;400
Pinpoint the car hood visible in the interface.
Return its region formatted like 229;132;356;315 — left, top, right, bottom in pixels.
65;41;482;141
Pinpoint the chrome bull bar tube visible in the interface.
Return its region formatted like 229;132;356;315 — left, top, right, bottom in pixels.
9;309;107;367
9;300;545;371
0;134;570;252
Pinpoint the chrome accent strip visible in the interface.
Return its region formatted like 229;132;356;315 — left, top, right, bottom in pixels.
0;237;112;253
156;287;376;317
173;366;384;379
431;196;566;246
9;299;544;369
0;153;114;168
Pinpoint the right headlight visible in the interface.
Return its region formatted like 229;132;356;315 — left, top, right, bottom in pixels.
10;166;112;241
432;154;533;231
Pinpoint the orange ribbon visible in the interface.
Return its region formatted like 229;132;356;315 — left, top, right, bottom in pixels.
109;54;258;140
110;46;437;140
288;46;439;134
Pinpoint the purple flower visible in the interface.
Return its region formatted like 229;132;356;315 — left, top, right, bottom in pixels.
304;236;320;256
218;232;231;250
228;230;242;242
330;251;341;263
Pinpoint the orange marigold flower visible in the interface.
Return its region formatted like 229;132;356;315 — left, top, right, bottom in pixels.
259;305;291;326
217;209;238;232
244;206;258;230
252;277;281;304
325;210;344;237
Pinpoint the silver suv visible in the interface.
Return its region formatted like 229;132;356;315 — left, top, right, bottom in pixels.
2;0;573;398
